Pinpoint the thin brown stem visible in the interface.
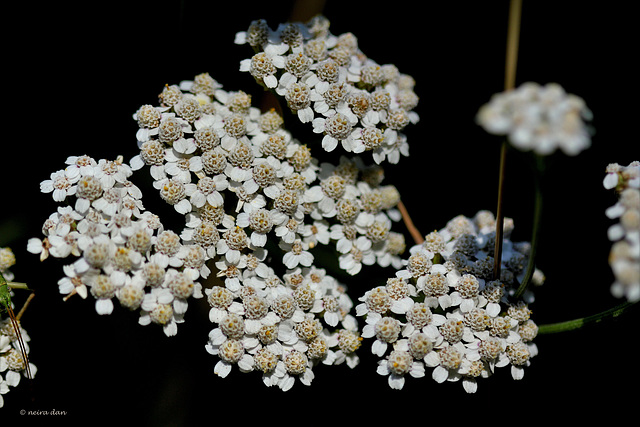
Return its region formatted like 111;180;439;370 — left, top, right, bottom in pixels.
504;0;522;92
398;200;424;245
16;292;35;321
494;0;522;280
63;288;77;302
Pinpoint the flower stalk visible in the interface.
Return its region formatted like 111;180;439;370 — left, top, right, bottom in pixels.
16;292;36;322
538;301;637;334
493;0;522;280
398;200;424;245
514;154;545;298
493;140;508;280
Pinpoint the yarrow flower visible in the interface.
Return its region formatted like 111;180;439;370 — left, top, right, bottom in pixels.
129;73;406;282
477;82;593;156
20;8;636;401
236;15;420;164
204;266;360;391
18;4;640;403
357;210;542;393
31;65;413;389
604;161;640;301
28;155;204;337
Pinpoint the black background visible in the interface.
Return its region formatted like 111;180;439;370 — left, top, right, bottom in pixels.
2;0;638;424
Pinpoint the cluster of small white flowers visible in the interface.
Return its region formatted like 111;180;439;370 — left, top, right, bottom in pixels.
131;74;406;279
28;155;204;337
235;15;419;164
0;249;37;408
357;210;543;393
604;161;640;301
205;265;361;391
128;74;415;388
476;82;593;156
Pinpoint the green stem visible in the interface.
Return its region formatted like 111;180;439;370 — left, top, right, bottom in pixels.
7;282;29;290
514;155;544;299
538;301;637;334
493;141;508;280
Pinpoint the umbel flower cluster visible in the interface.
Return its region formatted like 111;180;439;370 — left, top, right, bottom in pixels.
476;82;593;156
27;14;419;391
29;156;205;336
604;161;640;301
20;12;611;396
236;15;419;164
357;211;543;392
129;66;409;387
1;249;36;408
130;75;407;278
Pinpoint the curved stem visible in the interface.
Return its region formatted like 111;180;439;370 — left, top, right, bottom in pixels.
538;301;637;334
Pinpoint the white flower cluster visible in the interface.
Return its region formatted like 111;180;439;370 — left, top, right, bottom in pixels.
1;248;37;409
128;73;413;389
356;211;542;393
477;82;592;156
604;161;640;301
235;15;419;164
205;265;361;391
131;74;407;279
28;156;204;337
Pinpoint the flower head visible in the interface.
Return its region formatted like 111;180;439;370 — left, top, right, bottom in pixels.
236;15;419;163
477;82;593;156
357;210;541;393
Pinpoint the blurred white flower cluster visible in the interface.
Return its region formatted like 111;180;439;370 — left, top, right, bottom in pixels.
357;211;543;393
604;161;640;301
1;248;36;408
477;82;592;156
29;156;204;336
236;16;419;164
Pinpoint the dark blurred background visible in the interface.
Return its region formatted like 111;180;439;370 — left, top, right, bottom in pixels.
2;0;638;423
